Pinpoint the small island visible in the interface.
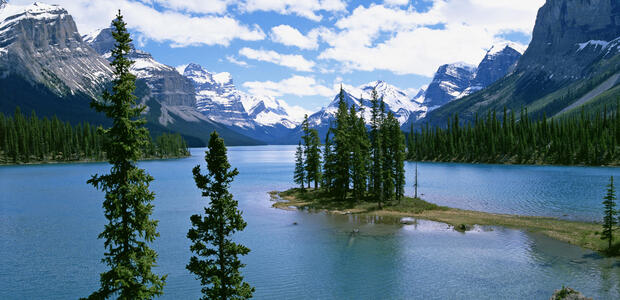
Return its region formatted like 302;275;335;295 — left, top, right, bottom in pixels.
270;188;613;255
282;89;619;257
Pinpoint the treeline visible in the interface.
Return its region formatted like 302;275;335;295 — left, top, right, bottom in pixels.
0;108;189;164
295;88;407;207
408;106;619;166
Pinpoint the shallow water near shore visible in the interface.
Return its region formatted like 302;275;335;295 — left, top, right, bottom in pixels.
1;145;619;299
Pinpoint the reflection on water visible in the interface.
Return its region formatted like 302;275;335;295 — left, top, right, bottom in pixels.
0;145;618;299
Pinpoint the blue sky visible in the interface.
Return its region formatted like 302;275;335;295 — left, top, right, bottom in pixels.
11;0;545;112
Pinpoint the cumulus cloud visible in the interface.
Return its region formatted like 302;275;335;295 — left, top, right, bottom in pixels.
10;0;265;47
241;0;347;21
270;25;319;50
242;75;335;98
239;47;315;72
226;55;250;67
318;0;543;76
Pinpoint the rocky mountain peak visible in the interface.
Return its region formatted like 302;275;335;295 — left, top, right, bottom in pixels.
517;0;620;80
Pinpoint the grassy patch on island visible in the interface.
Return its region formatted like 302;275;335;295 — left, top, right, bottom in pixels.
270;188;618;256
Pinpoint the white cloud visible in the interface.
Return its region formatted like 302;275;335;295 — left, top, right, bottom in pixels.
148;0;235;15
226;55;250;67
241;0;347;21
384;0;410;6
175;64;188;74
270;25;319;50
318;0;543;76
239;47;315;72
9;0;265;47
242;75;335;97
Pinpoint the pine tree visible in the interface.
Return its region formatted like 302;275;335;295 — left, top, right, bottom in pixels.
301;114;311;188
601;176;618;251
322;129;336;192
85;11;165;299
294;141;306;190
187;131;254;300
306;129;322;189
369;89;384;208
333;87;351;201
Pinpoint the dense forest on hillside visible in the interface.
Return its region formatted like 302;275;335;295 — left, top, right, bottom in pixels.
407;105;620;166
0;108;189;164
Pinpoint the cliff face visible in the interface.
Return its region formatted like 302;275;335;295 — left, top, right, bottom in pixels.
86;27;196;107
414;0;620;127
0;3;112;98
517;0;620;80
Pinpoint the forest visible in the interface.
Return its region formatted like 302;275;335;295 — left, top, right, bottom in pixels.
0;108;190;164
407;106;620;166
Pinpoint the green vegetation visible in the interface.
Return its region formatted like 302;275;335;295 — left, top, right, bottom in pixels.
272;188;617;255
408;105;620;166
296;87;406;208
187;131;254;299
85;11;166;299
601;176;619;253
0;108;189;165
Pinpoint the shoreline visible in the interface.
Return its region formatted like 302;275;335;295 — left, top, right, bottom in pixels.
0;154;190;167
270;188;618;256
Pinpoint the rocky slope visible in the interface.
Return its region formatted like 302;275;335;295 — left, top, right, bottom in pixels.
0;3;259;146
0;2;112;98
416;0;620;127
418;43;523;110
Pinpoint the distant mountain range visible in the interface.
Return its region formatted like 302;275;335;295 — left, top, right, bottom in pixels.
416;0;620;127
2;0;617;145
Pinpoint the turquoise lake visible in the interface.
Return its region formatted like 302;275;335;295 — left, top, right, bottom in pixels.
1;145;619;299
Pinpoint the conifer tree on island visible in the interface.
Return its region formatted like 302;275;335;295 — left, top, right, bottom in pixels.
601;176;618;251
85;11;165;299
294;141;306;190
187;131;254;300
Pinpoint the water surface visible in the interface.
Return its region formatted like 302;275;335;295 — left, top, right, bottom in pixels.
1;145;618;299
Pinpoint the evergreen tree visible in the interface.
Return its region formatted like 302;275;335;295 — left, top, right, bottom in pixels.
601;176;618;251
85;11;165;299
322;129;336;192
187;131;254;300
301;114;311;188
294;142;306;190
350;105;370;201
305;129;322;189
333;87;351;201
369;89;384;208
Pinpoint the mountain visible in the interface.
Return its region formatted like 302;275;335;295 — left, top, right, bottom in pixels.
0;3;260;146
297;81;426;142
181;62;308;143
416;43;523;111
417;0;620;126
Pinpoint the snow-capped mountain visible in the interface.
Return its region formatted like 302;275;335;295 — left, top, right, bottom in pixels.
182;63;308;132
85;27;195;107
0;2;112;98
300;81;426;141
418;43;523;109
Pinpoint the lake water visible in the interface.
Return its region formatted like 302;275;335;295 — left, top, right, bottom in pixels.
1;145;619;299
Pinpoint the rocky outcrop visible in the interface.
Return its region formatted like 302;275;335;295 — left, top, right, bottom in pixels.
0;2;112;98
517;0;620;81
550;286;592;300
422;63;476;108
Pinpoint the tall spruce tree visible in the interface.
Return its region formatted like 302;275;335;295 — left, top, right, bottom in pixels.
306;129;322;189
370;89;384;208
294;142;306;190
601;176;618;251
392;116;406;204
350;105;370;201
301;114;311;188
322;128;336;192
187;131;254;300
86;11;165;299
333;87;351;201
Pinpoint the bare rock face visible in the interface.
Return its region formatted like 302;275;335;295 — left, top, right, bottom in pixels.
0;3;112;98
85;27;196;107
423;63;476;108
517;0;620;81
